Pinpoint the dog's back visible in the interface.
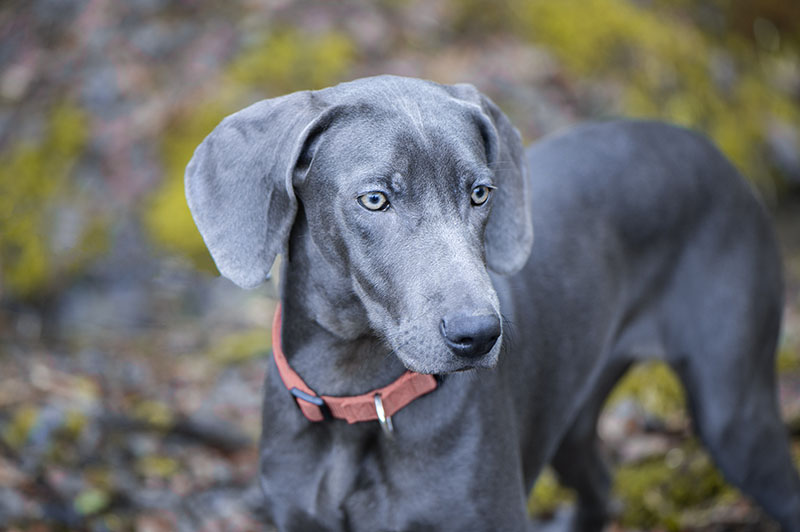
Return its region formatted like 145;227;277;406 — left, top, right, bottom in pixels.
513;120;798;530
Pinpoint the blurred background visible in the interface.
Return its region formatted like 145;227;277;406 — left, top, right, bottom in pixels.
1;0;800;530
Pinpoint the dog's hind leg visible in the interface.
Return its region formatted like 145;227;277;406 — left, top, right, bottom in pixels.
663;221;800;531
668;339;800;530
550;359;632;532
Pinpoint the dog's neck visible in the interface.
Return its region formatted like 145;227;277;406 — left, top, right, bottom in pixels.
278;212;408;397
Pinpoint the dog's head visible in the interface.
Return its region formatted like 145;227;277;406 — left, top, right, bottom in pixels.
186;76;533;374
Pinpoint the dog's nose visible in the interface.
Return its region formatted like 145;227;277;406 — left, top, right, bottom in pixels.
440;313;501;358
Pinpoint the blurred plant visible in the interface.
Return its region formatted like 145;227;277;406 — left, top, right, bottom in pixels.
207;328;270;365
73;488;111;517
514;0;800;193
614;440;735;531
228;28;355;94
136;454;179;479
450;0;800;194
652;0;800;52
0;102;108;306
528;442;736;531
528;466;574;517
529;363;737;530
144;104;227;275
144;28;356;271
606;361;685;424
2;404;39;451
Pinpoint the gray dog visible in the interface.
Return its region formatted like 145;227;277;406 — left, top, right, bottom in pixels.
186;75;800;532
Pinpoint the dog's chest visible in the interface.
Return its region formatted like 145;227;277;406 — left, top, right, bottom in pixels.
259;406;503;531
259;429;400;531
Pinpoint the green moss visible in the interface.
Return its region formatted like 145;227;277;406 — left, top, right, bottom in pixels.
227;29;356;94
144;28;356;270
136;454;180;479
603;359;736;530
208;328;271;365
1;405;39;450
74;488;111;516
606;361;685;422
777;344;800;373
614;441;734;530
528;363;738;529
528;467;575;517
510;0;800;191
0;101;106;300
527;439;736;530
143;104;226;273
447;0;518;38
132;399;174;429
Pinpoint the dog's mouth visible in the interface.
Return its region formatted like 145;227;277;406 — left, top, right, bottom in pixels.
392;340;502;376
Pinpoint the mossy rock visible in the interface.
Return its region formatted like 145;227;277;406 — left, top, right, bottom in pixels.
528;360;741;530
606;360;686;422
208;328;271;365
143;103;227;274
227;28;356;94
777;344;800;374
505;0;800;193
614;440;735;530
528;441;737;530
0;101;108;301
528;466;575;517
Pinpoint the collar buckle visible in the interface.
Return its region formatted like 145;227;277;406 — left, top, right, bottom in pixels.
373;393;394;436
290;387;331;420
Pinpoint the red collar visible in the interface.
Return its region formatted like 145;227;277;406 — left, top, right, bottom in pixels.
271;304;438;426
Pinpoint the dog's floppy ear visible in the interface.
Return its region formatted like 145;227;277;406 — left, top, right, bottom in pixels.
185;92;328;288
449;84;534;275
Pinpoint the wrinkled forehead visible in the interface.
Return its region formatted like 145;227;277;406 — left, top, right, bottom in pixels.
312;98;491;192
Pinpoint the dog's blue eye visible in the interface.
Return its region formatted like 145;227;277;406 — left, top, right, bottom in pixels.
470;185;492;206
357;191;389;211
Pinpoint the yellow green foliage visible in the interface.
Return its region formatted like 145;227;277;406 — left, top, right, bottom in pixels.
447;0;517;38
74;488;111;516
136;454;179;479
133;399;174;428
62;408;89;439
1;404;38;450
777;344;800;373
606;361;685;421
145;28;355;270
514;0;800;189
208;328;270;365
227;29;356;93
614;441;734;530
144;104;227;274
528;442;736;530
0;102;107;300
527;363;737;530
528;466;574;517
446;0;800;191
